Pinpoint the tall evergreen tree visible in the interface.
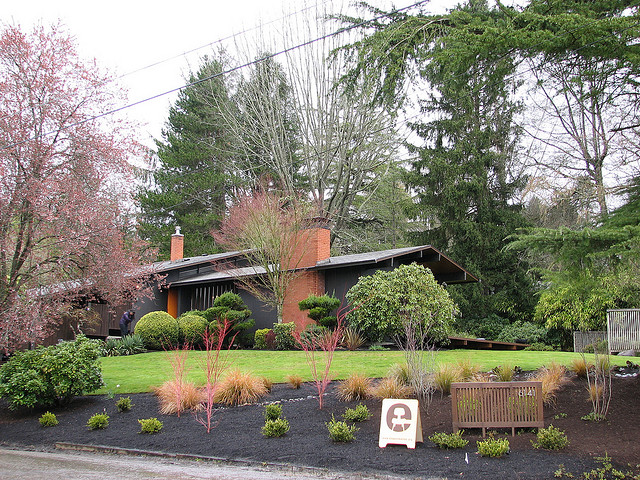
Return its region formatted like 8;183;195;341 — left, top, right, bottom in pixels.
405;0;534;322
137;56;240;258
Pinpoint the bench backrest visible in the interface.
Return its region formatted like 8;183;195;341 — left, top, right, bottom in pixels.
451;381;543;436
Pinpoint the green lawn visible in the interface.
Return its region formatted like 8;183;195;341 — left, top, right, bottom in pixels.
98;349;634;395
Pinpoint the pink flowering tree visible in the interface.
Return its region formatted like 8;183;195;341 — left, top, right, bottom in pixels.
0;24;154;351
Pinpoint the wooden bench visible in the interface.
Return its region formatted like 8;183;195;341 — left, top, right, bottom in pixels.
451;381;544;436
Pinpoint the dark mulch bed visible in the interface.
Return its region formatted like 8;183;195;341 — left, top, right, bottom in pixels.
1;374;639;479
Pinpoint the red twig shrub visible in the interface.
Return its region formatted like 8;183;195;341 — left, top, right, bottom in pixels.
293;304;356;409
195;320;236;432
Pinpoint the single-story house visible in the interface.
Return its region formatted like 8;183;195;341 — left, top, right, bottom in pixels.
117;225;478;336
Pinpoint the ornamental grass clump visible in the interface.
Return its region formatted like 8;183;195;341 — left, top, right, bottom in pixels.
326;415;358;442
337;373;373;401
428;431;468;449
87;412;109;430
39;411;58;427
532;425;569;450
532;362;567;405
434;364;461;395
285;374;303;389
372;377;413;399
213;369;268;406
138;417;163;434
387;363;411;386
456;359;481;381
343;404;371;422
493;363;515;382
571;357;591;379
154;380;203;415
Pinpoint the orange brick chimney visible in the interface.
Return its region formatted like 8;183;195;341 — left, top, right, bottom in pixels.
170;226;184;261
283;223;331;331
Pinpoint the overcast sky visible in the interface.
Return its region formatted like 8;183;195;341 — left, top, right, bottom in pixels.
6;0;455;147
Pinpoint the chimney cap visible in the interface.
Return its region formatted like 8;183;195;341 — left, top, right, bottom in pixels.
173;226;182;236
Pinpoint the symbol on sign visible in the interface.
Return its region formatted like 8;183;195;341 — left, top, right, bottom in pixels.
386;403;412;432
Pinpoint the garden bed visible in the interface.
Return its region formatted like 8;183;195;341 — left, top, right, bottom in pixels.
0;374;639;479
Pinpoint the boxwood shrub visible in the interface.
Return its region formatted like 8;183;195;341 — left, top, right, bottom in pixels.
134;311;179;350
177;313;208;347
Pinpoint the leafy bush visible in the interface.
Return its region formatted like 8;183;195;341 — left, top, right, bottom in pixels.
583;339;608;354
272;322;296;350
326;415;358;442
299;324;328;345
87;412;109;430
337;373;373;401
532;425;569;450
429;431;469;449
285;374;303;389
138;417;163;434
476;436;510;457
116;396;134;412
254;329;272;350
523;343;555;351
262;418;290;437
214;370;268;406
39;411;58;427
343;404;371;422
454;314;509;341
177;313;208;347
134;311;179;350
264;404;282;421
346;263;457;343
495;321;550;345
0;335;103;410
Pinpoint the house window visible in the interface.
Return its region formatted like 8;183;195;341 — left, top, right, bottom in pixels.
191;283;235;310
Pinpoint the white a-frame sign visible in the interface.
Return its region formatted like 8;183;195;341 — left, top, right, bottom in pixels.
378;398;423;449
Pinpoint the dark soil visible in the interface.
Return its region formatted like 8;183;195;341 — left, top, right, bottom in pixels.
1;373;639;479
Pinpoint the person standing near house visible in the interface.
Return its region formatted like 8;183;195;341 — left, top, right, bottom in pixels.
119;310;135;337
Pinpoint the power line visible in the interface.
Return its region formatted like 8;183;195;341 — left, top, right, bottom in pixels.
0;0;431;152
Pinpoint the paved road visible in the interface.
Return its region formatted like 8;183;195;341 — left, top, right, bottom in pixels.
0;448;405;479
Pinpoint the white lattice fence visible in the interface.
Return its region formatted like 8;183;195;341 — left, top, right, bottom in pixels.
607;309;640;354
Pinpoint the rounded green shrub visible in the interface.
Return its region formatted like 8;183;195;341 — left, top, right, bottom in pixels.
87;413;109;430
343;404;371;422
264;404;282;421
532;425;569;450
254;328;272;350
326;415;358;442
116;396;134;412
177;313;208;346
429;431;469;449
476;436;510;457
262;418;290;437
134;311;179;350
39;411;59;427
138;417;163;434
